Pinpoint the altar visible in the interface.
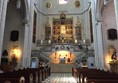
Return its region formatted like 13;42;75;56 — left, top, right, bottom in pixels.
50;50;76;64
60;58;66;64
50;63;74;73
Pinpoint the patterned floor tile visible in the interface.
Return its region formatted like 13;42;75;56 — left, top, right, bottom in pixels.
42;73;77;83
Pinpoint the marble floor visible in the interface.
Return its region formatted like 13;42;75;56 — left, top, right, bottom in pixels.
42;73;77;83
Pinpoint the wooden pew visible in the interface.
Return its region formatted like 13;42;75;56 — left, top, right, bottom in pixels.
0;67;51;83
0;68;35;83
0;73;25;83
86;76;118;83
73;67;118;83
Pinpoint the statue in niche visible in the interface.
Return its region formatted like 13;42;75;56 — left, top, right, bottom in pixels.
76;16;82;40
76;16;81;27
45;17;50;27
60;12;66;19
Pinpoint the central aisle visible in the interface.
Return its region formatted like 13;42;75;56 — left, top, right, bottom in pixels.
42;73;77;83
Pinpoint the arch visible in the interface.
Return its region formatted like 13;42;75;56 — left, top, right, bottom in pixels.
96;0;103;19
50;50;76;64
6;0;29;21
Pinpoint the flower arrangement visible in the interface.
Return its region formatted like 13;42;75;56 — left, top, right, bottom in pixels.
81;56;87;66
81;56;87;62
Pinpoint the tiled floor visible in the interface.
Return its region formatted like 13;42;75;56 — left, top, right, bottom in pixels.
42;73;77;83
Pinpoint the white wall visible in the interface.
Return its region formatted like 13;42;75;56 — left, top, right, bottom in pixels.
36;0;91;42
44;0;83;14
2;1;25;66
0;0;8;64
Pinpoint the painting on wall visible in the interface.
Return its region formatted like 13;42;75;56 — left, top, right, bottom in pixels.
46;1;52;8
74;0;80;8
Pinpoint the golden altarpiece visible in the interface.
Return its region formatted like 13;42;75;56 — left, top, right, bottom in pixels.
52;13;73;43
45;13;82;44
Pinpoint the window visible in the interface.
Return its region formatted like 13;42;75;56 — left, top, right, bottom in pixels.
32;11;37;43
89;10;93;43
59;0;68;4
108;29;117;40
104;0;109;6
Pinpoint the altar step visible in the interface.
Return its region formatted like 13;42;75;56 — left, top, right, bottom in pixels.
49;63;74;73
42;73;77;83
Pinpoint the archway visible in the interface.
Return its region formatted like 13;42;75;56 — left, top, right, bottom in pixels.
50;50;76;64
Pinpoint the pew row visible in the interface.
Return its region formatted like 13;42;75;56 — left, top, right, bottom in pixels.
72;67;118;83
0;67;51;83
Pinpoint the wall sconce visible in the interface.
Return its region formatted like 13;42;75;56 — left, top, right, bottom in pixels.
75;39;78;43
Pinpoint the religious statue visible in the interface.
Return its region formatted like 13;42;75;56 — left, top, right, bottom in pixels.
111;51;117;61
45;17;50;27
76;16;81;27
60;12;66;19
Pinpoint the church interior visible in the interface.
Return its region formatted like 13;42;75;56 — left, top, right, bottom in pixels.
0;0;118;83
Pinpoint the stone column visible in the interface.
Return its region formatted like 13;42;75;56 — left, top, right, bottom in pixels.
0;0;3;23
22;0;32;68
94;23;99;69
114;0;118;31
22;23;32;68
82;1;91;40
91;0;99;68
0;0;8;64
96;22;104;69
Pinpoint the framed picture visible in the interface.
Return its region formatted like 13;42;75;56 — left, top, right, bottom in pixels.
46;1;52;8
75;0;80;8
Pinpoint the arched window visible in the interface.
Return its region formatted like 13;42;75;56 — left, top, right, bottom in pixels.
10;30;19;42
